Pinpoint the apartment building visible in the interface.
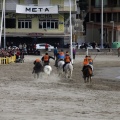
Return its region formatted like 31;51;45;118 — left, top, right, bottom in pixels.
86;0;120;47
0;0;77;47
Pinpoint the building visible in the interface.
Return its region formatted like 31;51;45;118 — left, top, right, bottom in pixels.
86;0;120;47
0;0;77;48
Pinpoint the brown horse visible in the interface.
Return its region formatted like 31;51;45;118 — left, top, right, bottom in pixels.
82;65;92;83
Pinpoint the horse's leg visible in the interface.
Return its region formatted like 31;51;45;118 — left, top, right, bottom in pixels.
37;73;39;79
87;77;89;83
34;73;36;78
70;70;73;79
84;77;86;83
65;71;68;78
90;76;92;83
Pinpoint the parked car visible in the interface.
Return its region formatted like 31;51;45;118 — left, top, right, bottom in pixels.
78;44;100;51
36;43;54;51
64;42;77;49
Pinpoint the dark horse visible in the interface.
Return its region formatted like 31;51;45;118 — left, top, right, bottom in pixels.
82;65;92;83
32;62;43;78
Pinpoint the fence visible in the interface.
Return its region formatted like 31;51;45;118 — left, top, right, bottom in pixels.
0;55;16;65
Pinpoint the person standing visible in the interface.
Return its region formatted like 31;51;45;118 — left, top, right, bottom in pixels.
53;47;58;60
73;48;76;59
45;43;48;51
19;43;23;51
118;47;120;57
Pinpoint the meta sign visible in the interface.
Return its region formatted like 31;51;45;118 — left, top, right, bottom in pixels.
16;5;58;14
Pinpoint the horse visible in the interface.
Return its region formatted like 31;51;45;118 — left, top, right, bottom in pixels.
32;62;43;79
57;60;65;76
44;65;52;76
82;65;92;83
64;62;73;79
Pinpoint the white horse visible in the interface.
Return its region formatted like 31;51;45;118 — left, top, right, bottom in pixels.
44;65;52;76
57;60;65;76
64;62;73;79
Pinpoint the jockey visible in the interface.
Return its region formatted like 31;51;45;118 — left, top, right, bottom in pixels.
33;58;42;74
82;55;89;71
41;52;55;66
88;56;94;76
58;49;65;60
55;50;65;67
63;51;71;72
33;58;40;65
82;55;94;76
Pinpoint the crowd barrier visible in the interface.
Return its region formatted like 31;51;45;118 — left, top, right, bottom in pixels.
0;55;16;65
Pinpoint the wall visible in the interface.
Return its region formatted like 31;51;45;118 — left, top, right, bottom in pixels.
5;14;64;34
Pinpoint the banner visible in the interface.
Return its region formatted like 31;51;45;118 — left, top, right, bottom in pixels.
16;5;58;14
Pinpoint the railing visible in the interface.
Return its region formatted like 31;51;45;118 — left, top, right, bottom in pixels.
0;55;16;65
92;5;120;8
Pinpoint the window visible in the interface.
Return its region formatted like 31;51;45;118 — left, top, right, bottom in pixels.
6;18;16;28
39;19;58;29
18;19;32;29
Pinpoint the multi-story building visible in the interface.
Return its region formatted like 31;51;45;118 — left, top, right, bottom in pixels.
0;0;77;48
86;0;120;47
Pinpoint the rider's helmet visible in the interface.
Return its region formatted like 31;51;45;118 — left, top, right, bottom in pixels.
66;51;69;55
36;58;40;62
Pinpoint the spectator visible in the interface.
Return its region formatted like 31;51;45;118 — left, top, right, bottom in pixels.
118;47;120;57
45;43;48;51
19;43;23;51
53;47;58;60
73;48;76;59
92;41;96;49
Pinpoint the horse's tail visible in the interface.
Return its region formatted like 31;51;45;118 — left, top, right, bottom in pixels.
58;61;64;68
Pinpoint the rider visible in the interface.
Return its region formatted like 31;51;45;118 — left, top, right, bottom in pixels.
41;52;55;66
88;55;94;76
82;55;94;76
82;55;89;71
33;58;42;74
63;51;71;72
55;49;65;67
33;58;41;65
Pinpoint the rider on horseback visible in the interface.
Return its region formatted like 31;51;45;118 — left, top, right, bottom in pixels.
33;58;41;64
82;55;94;76
63;51;71;72
55;49;65;67
33;58;43;74
41;53;55;66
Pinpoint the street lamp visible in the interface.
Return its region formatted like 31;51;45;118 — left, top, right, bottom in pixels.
101;0;103;49
3;0;6;49
110;21;114;45
69;0;73;64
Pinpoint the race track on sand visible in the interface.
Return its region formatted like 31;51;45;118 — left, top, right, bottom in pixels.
0;55;120;120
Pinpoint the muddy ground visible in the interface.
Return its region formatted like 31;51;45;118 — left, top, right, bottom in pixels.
0;55;120;120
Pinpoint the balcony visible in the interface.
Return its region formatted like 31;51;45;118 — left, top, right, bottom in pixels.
89;5;120;13
58;4;77;13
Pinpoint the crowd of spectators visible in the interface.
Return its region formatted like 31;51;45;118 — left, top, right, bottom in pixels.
0;48;21;58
